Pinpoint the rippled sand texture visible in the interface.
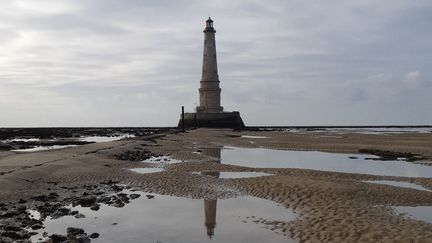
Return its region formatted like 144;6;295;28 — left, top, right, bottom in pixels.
1;128;432;242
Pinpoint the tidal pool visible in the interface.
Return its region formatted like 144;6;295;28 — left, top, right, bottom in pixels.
12;145;78;152
78;134;134;143
30;193;296;243
196;172;273;179
395;206;432;224
285;127;432;134
129;168;164;174
241;135;268;139
222;147;432;177
364;180;431;192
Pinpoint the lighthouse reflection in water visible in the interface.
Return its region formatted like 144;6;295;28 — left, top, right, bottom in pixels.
200;147;223;238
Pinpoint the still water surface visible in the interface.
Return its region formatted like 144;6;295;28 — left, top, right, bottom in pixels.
222;147;432;177
31;192;295;243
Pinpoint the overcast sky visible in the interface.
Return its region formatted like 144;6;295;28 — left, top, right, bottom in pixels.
1;0;431;127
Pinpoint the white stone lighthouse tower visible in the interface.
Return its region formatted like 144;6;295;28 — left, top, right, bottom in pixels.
179;18;244;128
196;17;223;113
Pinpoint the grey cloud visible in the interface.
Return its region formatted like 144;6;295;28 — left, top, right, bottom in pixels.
0;0;431;126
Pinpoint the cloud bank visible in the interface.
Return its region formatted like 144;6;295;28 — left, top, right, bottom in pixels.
0;0;431;126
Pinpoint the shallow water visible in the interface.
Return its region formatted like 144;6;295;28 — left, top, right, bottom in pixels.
222;147;432;177
129;168;164;174
395;206;432;224
241;135;268;139
285;127;432;134
30;192;295;243
12;145;78;152
78;135;134;143
364;180;431;192
6;138;41;142
196;172;273;179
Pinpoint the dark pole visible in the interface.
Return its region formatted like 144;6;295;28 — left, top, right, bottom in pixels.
181;106;185;132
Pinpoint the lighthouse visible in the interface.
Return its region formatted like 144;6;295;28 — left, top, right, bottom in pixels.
179;18;244;128
197;17;223;113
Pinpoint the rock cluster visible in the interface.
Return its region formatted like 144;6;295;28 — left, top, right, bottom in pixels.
114;150;156;161
0;181;143;243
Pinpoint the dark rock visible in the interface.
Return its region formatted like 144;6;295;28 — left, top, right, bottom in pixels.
111;185;123;192
48;192;59;198
89;232;99;239
1;231;30;240
74;213;85;219
129;194;140;200
71;210;79;215
117;193;129;203
112;199;125;208
31;224;43;230
0;236;13;243
146;194;155;199
358;148;422;161
32;195;48;202
90;204;100;211
75;234;91;243
67;227;84;237
16;205;27;212
78;196;96;207
49;234;67;242
98;196;111;204
18;199;27;204
58;207;71;214
4;225;21;231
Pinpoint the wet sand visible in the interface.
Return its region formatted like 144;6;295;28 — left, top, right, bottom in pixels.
1;128;432;242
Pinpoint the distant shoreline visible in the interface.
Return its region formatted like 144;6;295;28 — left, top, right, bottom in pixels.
1;125;431;129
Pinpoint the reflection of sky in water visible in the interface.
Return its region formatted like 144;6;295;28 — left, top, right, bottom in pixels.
222;147;432;177
12;145;78;152
6;138;40;142
364;180;431;192
395;206;432;224
31;193;295;243
196;172;272;179
286;127;432;134
78;134;134;142
241;135;268;139
129;168;164;174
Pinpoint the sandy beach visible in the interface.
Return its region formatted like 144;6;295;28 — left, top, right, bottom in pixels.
1;128;432;242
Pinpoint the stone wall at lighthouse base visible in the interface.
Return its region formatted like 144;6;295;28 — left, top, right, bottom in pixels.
178;111;245;128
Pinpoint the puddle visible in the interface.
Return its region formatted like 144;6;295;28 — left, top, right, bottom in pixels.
196;172;273;179
395;206;432;224
222;147;432;177
30;192;295;243
241;135;268;139
138;155;183;170
285;127;432;134
11;145;78;152
365;180;431;192
129;168;164;174
78;135;134;143
28;210;41;220
6;138;41;142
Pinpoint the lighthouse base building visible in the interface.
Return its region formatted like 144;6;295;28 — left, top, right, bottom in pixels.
179;18;244;128
180;111;244;128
